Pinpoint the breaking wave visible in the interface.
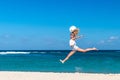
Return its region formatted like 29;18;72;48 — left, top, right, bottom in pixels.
0;51;30;55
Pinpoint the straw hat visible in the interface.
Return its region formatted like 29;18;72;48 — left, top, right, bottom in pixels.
69;25;79;32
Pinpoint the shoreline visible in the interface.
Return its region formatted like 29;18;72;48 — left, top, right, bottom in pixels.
0;71;120;80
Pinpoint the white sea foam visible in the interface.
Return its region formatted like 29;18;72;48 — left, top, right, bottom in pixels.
39;52;47;54
75;67;82;72
0;51;30;55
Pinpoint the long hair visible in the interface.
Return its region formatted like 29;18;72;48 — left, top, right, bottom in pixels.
72;29;79;35
70;29;79;39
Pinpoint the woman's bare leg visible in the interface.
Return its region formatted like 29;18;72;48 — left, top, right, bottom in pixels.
60;50;76;63
60;48;97;63
77;47;97;53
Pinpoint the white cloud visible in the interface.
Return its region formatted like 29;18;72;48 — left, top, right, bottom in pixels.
108;36;119;42
98;36;119;44
110;36;119;40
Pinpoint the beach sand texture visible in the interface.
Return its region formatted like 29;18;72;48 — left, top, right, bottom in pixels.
0;72;120;80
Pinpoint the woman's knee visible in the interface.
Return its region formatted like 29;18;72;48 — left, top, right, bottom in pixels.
77;48;86;53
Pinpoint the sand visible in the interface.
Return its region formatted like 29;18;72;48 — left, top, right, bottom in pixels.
0;72;120;80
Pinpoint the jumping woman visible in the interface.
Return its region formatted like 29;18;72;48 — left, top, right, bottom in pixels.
60;26;97;63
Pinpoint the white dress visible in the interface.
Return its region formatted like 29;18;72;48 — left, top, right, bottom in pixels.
69;39;79;50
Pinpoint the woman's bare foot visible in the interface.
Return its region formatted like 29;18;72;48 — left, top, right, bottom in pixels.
93;47;98;50
60;59;65;64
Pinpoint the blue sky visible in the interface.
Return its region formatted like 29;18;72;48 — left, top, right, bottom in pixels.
0;0;120;50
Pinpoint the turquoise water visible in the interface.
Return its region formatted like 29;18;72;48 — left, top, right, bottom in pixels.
0;50;120;73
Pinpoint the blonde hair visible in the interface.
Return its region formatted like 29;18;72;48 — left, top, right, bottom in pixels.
72;28;79;35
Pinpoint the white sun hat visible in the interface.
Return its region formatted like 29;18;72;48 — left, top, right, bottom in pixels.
69;25;77;32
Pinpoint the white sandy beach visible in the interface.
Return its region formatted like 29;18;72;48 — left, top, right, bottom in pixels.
0;72;120;80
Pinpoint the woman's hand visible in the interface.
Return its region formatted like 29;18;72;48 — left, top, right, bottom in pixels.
76;35;83;39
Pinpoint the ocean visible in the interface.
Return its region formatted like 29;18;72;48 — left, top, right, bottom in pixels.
0;50;120;73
